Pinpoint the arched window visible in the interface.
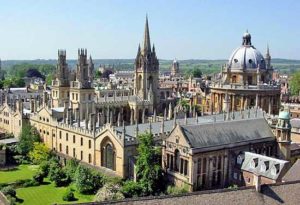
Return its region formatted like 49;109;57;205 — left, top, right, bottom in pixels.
174;149;180;172
101;140;116;171
138;75;142;91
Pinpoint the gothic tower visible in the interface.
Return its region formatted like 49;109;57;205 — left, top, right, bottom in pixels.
265;44;271;70
70;49;94;120
52;50;70;107
134;16;159;106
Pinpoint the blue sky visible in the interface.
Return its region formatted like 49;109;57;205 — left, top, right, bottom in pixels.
0;0;299;60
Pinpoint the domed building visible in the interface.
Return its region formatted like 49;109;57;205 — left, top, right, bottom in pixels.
210;32;280;114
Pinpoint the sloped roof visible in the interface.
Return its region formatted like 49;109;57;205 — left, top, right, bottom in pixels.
282;159;300;182
180;118;274;149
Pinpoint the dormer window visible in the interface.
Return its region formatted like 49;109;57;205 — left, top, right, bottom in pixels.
250;158;259;168
271;164;280;176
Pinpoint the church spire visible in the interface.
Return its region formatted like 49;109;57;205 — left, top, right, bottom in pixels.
143;15;151;54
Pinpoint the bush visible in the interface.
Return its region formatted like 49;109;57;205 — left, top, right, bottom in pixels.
6;195;16;205
23;179;39;187
62;188;75;201
1;185;16;197
33;170;45;184
94;182;124;202
49;167;68;187
15;179;32;187
75;165;103;194
121;181;142;198
166;185;189;195
39;160;50;177
64;158;79;180
28;142;50;164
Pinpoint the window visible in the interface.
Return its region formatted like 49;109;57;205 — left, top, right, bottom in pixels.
73;148;76;158
72;93;74;100
59;131;62;139
174;149;180;172
81;151;83;160
89;140;91;149
66;146;69;154
101;143;116;170
59;143;62;152
76;94;78;101
88;94;91;100
81;137;83;146
73;135;76;143
66;133;68;141
88;154;92;163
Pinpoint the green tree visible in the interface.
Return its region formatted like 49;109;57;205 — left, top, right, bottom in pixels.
192;68;202;78
135;132;164;196
28;142;50;164
290;71;300;95
64;158;79;180
95;70;102;78
75;165;103;194
48;159;69;187
17;123;40;156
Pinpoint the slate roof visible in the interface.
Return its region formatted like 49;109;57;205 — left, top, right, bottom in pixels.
282;159;300;182
180;117;274;149
114;108;265;142
241;152;289;180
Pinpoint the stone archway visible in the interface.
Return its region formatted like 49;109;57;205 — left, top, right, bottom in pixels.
100;137;116;171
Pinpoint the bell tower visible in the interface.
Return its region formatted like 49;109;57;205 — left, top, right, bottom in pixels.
134;16;159;106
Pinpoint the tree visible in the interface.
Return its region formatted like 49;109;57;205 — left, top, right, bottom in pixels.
17;123;40;156
192;68;202;78
95;70;102;78
48;159;69;187
64;158;79;180
28;142;50;164
75;165;103;194
290;71;300;96
135;132;164;196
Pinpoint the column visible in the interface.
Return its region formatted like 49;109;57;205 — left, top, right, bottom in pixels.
268;97;272;115
209;157;213;188
255;94;259;108
231;95;235;112
241;96;244;111
223;155;228;187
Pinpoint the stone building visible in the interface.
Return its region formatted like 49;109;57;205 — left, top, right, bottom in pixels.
210;32;280;115
162;108;292;191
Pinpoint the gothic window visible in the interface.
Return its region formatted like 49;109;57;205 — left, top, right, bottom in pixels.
174;149;180;172
101;141;116;171
138;75;142;91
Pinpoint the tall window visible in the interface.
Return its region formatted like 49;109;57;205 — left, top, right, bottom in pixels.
73;148;76;158
66;133;68;141
66;146;69;154
88;154;92;163
89;140;91;149
174;149;180;172
101;143;116;171
81;137;83;146
73;135;76;143
59;143;62;152
80;151;83;160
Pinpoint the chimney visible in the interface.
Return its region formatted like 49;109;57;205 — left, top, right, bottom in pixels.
254;174;262;192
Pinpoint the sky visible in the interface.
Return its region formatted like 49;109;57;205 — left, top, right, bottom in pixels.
0;0;299;60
